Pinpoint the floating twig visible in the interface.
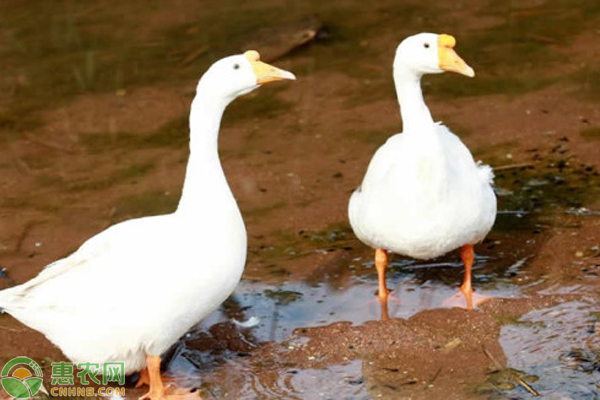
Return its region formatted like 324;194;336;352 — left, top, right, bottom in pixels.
428;367;442;386
482;345;539;396
442;338;462;353
243;15;326;63
492;162;535;172
23;133;78;154
0;324;25;333
179;45;209;67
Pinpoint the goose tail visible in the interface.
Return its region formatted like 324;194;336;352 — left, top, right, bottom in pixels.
477;161;494;185
0;286;18;313
0;289;8;313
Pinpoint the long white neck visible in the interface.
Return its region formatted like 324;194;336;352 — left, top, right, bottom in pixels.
176;84;235;215
394;66;434;133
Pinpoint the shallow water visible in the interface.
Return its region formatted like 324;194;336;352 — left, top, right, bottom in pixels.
501;299;600;398
158;157;600;398
201;246;527;342
208;359;369;399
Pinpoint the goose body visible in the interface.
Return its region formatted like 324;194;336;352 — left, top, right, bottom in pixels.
349;33;496;314
349;122;495;259
0;50;295;398
0;211;246;373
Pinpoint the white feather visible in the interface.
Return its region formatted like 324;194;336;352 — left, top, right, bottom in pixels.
349;33;497;260
0;53;273;374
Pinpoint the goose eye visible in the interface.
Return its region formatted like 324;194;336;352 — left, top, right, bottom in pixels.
424;43;430;49
233;63;240;70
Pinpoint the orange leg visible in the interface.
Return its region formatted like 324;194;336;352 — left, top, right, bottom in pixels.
136;367;150;388
140;355;165;400
137;367;177;389
375;248;391;321
460;244;475;310
443;244;491;309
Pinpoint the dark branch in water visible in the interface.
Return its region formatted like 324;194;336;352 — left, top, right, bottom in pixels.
482;345;539;396
492;163;535;172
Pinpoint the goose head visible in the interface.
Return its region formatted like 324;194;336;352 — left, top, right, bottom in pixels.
197;50;296;101
394;33;474;79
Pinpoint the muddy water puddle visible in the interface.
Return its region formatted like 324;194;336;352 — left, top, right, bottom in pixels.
500;298;600;398
156;159;600;399
201;360;368;400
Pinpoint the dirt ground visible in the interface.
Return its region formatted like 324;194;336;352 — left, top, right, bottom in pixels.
1;0;600;399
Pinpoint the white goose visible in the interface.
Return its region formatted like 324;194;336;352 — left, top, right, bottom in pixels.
0;51;295;399
348;33;496;317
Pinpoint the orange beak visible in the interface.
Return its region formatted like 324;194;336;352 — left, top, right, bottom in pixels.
438;34;475;78
245;50;296;85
